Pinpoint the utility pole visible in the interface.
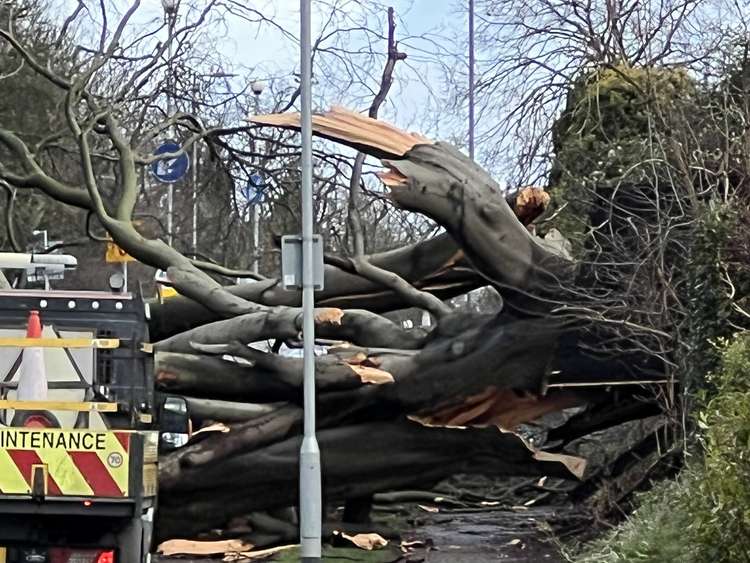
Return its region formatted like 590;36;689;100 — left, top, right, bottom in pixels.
299;1;321;561
192;77;198;254
250;82;265;275
468;0;475;161
162;0;178;247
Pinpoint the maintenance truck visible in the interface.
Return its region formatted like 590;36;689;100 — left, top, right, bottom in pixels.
0;253;189;563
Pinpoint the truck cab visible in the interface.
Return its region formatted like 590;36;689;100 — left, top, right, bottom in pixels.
0;254;188;563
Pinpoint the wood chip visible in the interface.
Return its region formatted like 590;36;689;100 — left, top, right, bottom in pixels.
157;539;253;556
335;531;389;551
223;544;297;561
532;450;587;479
418;505;439;513
191;422;230;437
348;364;395;384
315;308;344;325
400;539;426;552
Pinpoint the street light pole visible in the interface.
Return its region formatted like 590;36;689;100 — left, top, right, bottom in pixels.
299;1;321;561
469;0;475;161
192;78;198;254
162;0;178;247
252;90;262;275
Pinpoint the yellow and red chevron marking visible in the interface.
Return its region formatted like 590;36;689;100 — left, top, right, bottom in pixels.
0;428;130;497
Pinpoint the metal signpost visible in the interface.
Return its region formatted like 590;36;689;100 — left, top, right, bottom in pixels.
241;173;265;274
151;141;190;247
299;1;322;560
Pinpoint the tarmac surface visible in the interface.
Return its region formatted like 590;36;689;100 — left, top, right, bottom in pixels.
402;506;567;562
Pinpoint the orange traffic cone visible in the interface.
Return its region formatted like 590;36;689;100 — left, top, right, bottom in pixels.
17;310;47;402
26;310;42;338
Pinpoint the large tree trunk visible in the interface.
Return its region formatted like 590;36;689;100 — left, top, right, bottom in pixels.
149;108;670;544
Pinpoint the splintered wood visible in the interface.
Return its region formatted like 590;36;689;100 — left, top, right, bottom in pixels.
348;364;395;384
512;186;551;226
314;307;344;325
412;386;582;430
249;105;432;159
157;539;254;556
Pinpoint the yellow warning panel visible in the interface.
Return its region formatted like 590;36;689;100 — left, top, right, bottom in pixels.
0;428;130;497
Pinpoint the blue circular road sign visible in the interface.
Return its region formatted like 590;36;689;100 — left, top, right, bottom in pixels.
151;141;190;183
240;173;265;204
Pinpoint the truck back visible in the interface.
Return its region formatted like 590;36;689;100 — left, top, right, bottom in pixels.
0;288;165;563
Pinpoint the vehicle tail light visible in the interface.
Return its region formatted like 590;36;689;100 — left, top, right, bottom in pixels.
48;548;116;563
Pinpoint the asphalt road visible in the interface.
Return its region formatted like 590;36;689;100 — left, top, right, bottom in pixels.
401;507;567;562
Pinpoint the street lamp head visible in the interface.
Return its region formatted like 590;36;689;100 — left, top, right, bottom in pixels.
161;0;179;15
32;230;44;235
250;80;267;96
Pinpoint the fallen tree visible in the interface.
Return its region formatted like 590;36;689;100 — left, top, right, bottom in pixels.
0;4;674;545
146;107;671;542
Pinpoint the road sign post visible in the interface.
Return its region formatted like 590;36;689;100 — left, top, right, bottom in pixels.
151;141;190;247
241;173;265;275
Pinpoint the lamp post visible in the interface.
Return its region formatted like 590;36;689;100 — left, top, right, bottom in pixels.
250;80;266;275
162;0;178;247
299;1;321;561
468;0;475;161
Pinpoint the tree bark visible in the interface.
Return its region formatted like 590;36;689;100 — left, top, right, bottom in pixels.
156;418;580;540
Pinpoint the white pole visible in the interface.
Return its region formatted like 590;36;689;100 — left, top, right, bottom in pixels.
252;94;261;275
192;141;198;252
299;0;321;561
252;205;260;275
166;10;175;247
122;261;128;294
469;0;475;161
41;231;49;290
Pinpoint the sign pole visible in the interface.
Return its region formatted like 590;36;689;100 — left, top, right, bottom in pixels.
299;0;321;561
252;205;260;275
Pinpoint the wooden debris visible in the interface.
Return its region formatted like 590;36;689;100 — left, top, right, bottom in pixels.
315;308;344;325
223;544;297;561
190;422;230;438
510;186;550;226
157;538;253;556
334;531;389;551
348;364;395;384
412;387;582;430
